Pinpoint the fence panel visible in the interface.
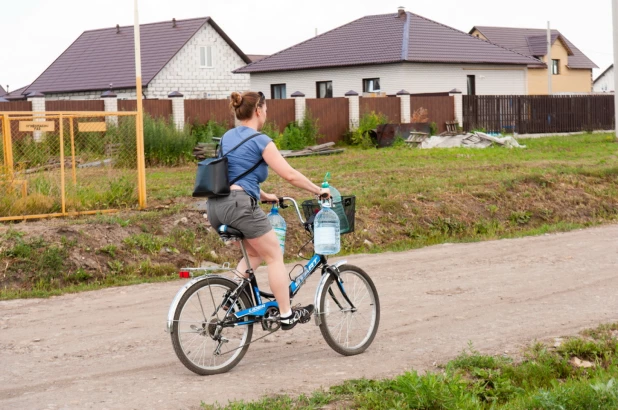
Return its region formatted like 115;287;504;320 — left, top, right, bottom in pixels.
0;101;32;112
184;99;234;128
463;95;614;134
46;100;104;112
359;97;401;123
305;98;349;143
117;99;172;120
0;112;140;222
410;96;455;133
265;99;295;132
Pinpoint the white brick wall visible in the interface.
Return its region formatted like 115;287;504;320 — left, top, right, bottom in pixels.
44;23;250;101
250;63;528;97
148;23;250;99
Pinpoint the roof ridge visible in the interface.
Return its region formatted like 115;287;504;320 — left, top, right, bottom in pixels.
82;16;210;34
235;14;394;72
411;13;543;65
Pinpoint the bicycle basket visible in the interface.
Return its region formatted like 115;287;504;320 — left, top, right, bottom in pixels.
301;195;356;234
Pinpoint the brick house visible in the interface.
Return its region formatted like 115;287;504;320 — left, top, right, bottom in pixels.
235;7;542;99
470;26;597;95
10;17;251;100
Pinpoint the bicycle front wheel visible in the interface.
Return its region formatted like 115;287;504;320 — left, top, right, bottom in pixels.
318;264;380;356
170;277;253;375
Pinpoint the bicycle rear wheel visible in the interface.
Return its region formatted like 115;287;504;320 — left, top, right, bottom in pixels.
318;264;380;355
170;277;253;375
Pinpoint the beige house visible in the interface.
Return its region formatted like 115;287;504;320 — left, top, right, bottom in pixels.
470;26;597;95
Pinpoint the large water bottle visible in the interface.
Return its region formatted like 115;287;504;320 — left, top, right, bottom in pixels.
313;199;341;255
267;204;286;254
322;173;350;233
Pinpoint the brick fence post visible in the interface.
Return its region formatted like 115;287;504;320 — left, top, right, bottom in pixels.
101;90;118;126
291;91;306;123
397;90;411;123
345;90;360;131
168;91;185;130
27;91;46;142
449;88;463;128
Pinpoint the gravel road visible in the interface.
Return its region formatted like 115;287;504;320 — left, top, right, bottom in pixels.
1;224;617;409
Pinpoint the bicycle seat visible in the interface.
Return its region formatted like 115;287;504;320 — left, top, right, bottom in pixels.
217;225;244;241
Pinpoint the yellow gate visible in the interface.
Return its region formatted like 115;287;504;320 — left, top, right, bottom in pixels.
0;111;146;222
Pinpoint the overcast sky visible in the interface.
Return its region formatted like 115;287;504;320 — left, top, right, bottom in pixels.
1;0;614;92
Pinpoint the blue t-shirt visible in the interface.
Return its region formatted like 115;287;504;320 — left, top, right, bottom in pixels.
220;126;272;199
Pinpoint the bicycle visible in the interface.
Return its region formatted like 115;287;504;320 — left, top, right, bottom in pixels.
166;196;380;375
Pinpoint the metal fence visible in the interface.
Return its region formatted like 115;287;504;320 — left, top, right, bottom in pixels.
119;99;173;120
0;111;144;222
305;98;350;143
463;95;615;134
411;96;455;133
360;97;401;123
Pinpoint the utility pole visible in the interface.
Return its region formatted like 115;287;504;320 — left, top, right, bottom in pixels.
547;21;552;95
612;0;618;142
134;0;147;208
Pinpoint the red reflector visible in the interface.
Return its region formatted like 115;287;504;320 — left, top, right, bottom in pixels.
179;271;191;279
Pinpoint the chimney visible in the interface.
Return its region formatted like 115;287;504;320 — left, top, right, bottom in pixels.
173;18;177;28
397;6;406;18
116;24;120;34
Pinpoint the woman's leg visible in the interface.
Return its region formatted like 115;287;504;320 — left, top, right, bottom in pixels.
236;240;263;278
245;230;290;314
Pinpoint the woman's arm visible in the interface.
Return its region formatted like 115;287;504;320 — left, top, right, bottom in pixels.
262;142;324;196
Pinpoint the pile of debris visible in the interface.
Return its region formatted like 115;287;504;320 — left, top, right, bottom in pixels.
407;131;526;149
280;142;344;158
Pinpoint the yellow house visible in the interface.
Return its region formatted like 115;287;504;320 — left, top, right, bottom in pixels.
469;26;597;95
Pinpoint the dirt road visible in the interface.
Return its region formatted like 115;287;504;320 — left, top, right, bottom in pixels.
1;225;617;410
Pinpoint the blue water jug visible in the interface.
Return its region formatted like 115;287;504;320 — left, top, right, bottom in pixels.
313;199;341;255
267;204;286;254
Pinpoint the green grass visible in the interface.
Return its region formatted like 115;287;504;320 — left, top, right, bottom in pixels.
202;323;618;409
2;132;618;299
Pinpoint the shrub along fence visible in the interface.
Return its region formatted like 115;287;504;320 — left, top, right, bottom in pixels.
463;95;615;134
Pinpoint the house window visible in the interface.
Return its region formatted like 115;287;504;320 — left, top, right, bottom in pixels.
552;59;560;75
200;46;213;68
316;81;333;98
271;84;286;99
363;78;381;93
467;75;476;95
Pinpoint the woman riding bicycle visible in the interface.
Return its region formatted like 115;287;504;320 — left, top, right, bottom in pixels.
206;91;329;330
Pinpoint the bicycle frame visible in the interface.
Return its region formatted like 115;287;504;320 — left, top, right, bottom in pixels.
166;197;351;332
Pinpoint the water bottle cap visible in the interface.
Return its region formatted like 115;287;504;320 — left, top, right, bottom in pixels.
270;204;279;213
321;181;329;188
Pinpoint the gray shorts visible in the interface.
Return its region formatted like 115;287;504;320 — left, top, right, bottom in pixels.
206;190;272;239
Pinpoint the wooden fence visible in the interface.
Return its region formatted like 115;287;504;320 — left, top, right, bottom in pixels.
184;99;234;128
306;98;349;143
463;95;615;134
359;97;401;124
118;99;172;119
264;99;295;132
410;96;455;133
46;100;104;112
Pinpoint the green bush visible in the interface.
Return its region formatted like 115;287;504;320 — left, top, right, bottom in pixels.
273;111;320;150
142;114;195;166
191;120;228;143
351;111;388;149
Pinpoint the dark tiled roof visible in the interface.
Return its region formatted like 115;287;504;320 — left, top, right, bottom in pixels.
0;85;5;97
235;12;541;74
246;54;269;62
19;17;250;97
594;64;613;84
472;26;597;69
3;85;29;100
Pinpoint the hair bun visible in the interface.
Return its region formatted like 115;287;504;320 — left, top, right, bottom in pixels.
231;92;243;108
